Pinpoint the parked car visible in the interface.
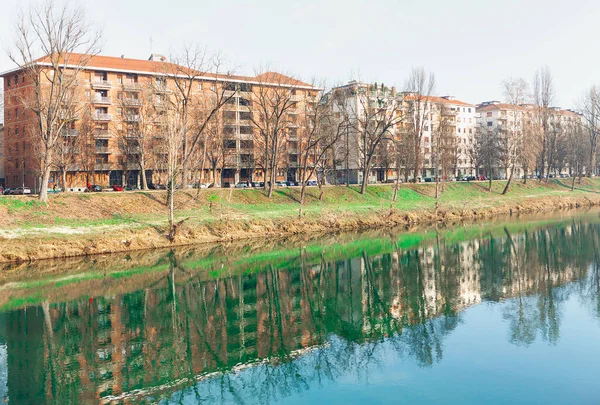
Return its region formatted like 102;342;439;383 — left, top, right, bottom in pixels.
235;182;248;188
285;181;297;187
251;182;261;188
424;177;433;183
306;180;318;186
112;185;124;192
12;187;32;195
276;181;287;187
2;188;13;195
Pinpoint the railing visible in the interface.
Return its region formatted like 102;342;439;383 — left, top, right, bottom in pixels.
124;115;140;122
124;98;142;106
61;129;78;137
93;113;112;121
91;79;112;88
95;146;110;154
290;95;302;102
123;82;142;91
154;84;170;93
94;163;112;171
93;96;111;104
94;130;111;138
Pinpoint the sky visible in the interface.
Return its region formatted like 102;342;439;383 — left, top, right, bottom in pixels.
1;0;600;109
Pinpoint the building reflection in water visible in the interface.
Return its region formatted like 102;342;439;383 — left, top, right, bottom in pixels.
1;218;600;404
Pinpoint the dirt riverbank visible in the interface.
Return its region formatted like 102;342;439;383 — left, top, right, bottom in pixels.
1;179;599;263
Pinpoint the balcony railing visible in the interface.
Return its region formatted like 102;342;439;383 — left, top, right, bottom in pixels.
93;113;112;121
94;130;111;138
61;129;78;137
95;146;110;154
290;95;302;102
154;84;171;93
94;163;112;171
91;79;112;89
93;96;111;105
124;115;140;122
123;98;142;106
123;82;142;91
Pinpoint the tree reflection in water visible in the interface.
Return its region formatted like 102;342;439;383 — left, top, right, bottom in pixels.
1;217;600;404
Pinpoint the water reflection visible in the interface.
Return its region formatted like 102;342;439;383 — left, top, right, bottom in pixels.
1;216;600;404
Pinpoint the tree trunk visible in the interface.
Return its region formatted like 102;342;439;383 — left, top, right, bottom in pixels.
140;161;148;190
360;167;369;194
168;181;176;241
61;168;67;192
39;151;53;202
392;168;401;202
299;184;306;218
502;165;514;195
571;172;576;191
268;163;276;198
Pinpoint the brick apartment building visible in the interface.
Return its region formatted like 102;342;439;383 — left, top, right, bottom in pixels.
1;53;319;191
0;124;4;188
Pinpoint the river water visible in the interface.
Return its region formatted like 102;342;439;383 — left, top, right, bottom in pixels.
1;212;600;404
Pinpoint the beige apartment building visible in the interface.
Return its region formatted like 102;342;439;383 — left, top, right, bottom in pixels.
1;53;319;191
328;81;476;183
476;101;583;178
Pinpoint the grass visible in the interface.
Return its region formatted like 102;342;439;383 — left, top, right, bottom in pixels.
1;178;600;235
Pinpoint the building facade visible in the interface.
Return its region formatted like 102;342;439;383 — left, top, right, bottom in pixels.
1;53;319;191
476;101;583;179
0;124;4;188
328;81;477;184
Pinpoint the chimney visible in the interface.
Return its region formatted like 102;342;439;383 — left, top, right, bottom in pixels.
148;54;166;62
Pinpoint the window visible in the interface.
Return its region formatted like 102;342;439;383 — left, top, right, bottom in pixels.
487;112;492;117
6;77;11;87
468;108;471;113
424;126;429;131
15;128;19;136
15;108;19;119
487;122;493;127
14;74;18;84
7;111;11;120
117;75;123;84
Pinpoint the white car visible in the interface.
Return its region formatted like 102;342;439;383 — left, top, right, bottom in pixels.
13;187;32;195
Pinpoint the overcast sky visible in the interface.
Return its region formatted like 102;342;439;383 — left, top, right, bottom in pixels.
1;0;600;109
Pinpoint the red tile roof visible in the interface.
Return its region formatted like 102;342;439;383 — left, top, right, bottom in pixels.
11;53;315;88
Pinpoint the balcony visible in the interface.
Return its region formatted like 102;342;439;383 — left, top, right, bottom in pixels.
95;146;110;154
94;130;111;138
154;84;171;93
61;129;78;137
94;163;112;171
93;113;112;121
154;101;169;110
124;115;140;122
123;98;142;106
91;80;112;89
93;96;111;105
290;95;302;102
123;82;142;91
287;109;299;115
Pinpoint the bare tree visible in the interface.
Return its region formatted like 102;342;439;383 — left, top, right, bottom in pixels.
532;67;555;182
501;77;529;194
565;118;589;190
344;83;404;194
8;1;101;202
578;85;600;177
114;84;159;189
162;46;235;188
52;123;81;191
297;88;345;216
475;122;502;191
405;68;436;182
251;71;300;197
432;103;457;198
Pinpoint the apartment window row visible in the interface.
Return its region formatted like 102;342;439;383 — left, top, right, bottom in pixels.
5;74;25;87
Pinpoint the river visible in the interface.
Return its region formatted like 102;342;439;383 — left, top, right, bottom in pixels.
1;211;600;404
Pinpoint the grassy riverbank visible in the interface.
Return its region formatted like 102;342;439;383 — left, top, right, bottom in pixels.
1;178;600;262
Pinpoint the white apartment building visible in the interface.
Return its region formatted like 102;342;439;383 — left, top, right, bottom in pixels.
327;81;477;183
476;101;583;178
